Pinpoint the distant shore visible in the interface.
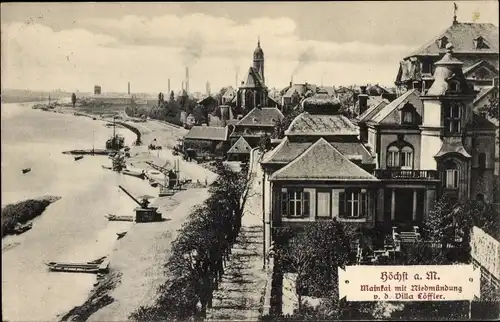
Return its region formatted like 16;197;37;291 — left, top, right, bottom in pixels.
1;196;61;238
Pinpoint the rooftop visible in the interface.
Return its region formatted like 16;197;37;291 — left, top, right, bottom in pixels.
285;112;358;136
269;138;379;181
406;22;499;58
184;126;228;141
227;136;252;154
236;107;284;127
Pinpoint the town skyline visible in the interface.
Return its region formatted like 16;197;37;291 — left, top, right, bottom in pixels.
1;1;499;94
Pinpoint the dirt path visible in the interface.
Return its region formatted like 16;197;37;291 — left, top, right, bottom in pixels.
206;149;267;321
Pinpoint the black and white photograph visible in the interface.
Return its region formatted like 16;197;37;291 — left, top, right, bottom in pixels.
1;1;499;321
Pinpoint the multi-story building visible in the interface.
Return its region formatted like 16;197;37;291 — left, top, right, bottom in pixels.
395;17;499;96
260;45;496;253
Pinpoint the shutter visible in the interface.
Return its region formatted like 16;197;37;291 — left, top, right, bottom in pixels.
338;192;346;217
281;189;288;216
302;191;310;217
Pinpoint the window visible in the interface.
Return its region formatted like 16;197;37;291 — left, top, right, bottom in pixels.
281;188;310;218
439;36;448;49
403;110;413;124
474;37;490;49
401;146;413;169
387;146;400;167
339;189;368;218
316;191;331;218
448;80;460;92
387;144;414;169
444;103;461;134
478;153;486;169
445;161;459;189
422;61;433;74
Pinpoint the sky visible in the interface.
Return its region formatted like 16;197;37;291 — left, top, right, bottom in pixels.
1;1;499;94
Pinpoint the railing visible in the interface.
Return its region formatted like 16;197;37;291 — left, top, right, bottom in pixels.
373;169;440;180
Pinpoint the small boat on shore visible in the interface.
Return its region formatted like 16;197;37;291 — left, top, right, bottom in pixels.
45;260;110;274
74;155;84;161
105;214;134;222
122;170;146;179
12;222;33;235
102;165;113;170
22;168;31;174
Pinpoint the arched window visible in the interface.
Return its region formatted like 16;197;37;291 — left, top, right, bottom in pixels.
478;153;486;169
401;146;414;169
387;143;414;169
445;160;459;189
387;146;400;167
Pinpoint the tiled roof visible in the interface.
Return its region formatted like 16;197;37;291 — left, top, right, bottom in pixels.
269;138;379;181
357;99;389;122
406;22;499;57
227;136;252;154
261;137;375;164
369;89;421;124
243;67;265;88
285;112;358;136
474;86;495;104
463;60;499;76
184;126;228;141
236;107;284;127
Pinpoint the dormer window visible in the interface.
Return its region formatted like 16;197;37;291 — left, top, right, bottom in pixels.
448;80;460;92
439;36;449;49
474;36;489;49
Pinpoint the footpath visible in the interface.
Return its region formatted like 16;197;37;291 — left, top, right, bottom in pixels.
206;149;267;321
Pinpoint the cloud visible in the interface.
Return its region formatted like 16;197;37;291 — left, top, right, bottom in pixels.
1;13;413;93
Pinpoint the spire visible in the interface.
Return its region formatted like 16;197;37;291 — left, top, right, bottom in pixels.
257;36;260;47
453;2;458;24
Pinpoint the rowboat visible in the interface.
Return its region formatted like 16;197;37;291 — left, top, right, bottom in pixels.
74;156;84;161
117;232;127;239
22;168;31;174
102;165;113;170
105;214;134;222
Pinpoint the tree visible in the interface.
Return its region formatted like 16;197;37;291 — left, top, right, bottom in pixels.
477;89;499;121
71;92;76;108
272;109;301;139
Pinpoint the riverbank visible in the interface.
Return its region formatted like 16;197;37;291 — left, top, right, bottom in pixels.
1;196;61;238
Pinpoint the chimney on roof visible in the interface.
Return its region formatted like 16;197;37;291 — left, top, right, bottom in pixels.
412;81;421;91
358;86;368;115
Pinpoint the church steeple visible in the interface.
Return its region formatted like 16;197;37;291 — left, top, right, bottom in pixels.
253;37;265;83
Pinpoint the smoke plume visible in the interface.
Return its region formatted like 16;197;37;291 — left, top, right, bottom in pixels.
292;47;316;77
182;32;205;67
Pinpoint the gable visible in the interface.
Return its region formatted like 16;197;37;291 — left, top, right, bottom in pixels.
227;136;252;154
370;89;422;125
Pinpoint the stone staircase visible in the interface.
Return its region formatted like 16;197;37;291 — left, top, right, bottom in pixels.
206;225;267;321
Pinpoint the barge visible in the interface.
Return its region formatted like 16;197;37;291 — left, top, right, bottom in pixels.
45;260;110;274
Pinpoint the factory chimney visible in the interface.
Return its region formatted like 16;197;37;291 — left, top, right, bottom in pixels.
182;81;184;91
206;81;211;95
128;81;130;95
168;78;171;95
185;67;189;93
236;72;238;88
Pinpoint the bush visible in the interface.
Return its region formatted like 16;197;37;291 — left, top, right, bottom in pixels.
1;198;58;238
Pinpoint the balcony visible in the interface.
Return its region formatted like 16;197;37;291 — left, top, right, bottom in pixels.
373;169;440;180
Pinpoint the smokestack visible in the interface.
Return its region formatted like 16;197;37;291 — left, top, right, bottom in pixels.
128;82;130;95
168;78;171;95
206;81;211;95
185;67;189;93
182;81;184;91
235;72;238;88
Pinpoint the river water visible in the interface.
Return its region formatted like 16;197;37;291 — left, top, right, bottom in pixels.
1;103;157;321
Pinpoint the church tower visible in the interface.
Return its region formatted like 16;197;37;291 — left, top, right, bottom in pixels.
253;38;265;84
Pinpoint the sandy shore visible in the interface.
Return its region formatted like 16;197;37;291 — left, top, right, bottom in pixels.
54;104;218;321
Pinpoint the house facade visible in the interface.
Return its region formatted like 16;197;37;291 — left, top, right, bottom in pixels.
182;125;230;159
261;46;496;254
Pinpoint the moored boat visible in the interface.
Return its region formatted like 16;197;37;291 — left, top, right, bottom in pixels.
117;232;127;239
105;214;134;222
22;168;31;174
74;155;84;161
12;222;33;235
